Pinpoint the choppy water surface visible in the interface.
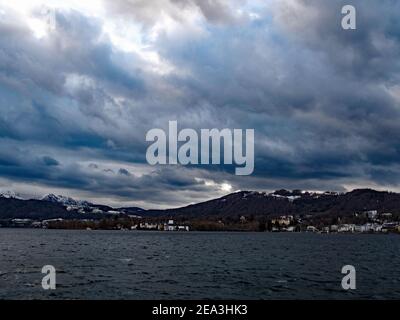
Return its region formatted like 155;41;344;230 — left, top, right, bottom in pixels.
0;229;399;299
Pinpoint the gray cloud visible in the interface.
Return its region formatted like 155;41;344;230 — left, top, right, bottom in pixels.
0;1;399;208
42;156;60;166
118;168;131;176
106;0;242;26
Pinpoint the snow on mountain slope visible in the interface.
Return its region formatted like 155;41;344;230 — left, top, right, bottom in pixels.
41;194;92;207
0;191;23;200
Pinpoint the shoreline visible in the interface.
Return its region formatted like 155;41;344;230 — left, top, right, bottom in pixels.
1;227;398;235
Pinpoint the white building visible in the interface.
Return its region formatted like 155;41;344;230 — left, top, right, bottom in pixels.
366;210;378;219
338;224;355;233
306;226;318;232
286;226;295;232
330;225;339;232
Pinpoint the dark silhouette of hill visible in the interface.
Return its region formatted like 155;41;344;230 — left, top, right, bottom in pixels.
1;188;400;220
0;197;110;220
144;189;400;218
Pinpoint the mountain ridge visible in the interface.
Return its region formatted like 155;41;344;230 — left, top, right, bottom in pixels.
143;188;400;218
1;188;400;220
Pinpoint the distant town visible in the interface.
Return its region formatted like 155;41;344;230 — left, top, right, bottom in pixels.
3;218;191;232
3;209;400;234
266;210;400;234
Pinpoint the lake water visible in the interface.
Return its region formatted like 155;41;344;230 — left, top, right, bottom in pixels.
0;229;399;300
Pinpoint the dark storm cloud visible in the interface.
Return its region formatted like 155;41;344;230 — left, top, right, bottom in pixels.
42;156;59;166
118;168;131;176
0;1;400;207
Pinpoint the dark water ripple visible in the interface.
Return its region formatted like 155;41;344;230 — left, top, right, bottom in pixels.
0;229;399;299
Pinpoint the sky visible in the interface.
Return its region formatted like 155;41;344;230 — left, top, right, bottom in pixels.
0;0;399;209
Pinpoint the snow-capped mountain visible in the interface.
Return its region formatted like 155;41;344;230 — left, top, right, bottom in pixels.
41;194;92;207
0;191;23;200
0;188;399;221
